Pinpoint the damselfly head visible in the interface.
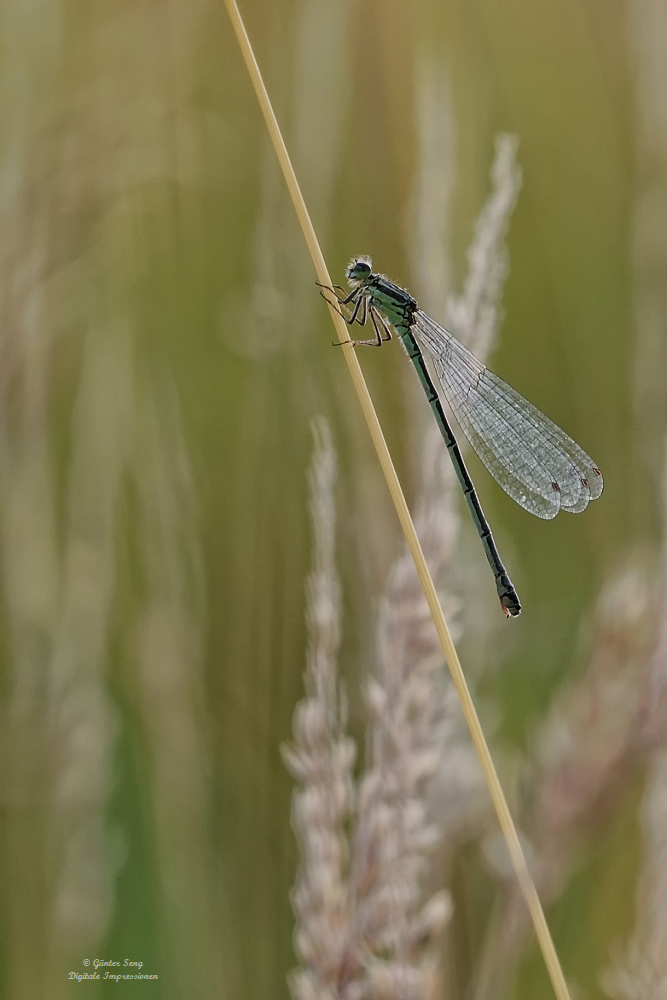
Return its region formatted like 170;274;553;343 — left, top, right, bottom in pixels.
346;256;373;287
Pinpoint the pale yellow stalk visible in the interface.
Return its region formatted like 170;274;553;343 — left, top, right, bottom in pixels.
221;3;572;998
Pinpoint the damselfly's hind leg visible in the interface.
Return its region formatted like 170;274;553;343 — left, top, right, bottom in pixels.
345;305;387;347
371;307;392;343
333;298;387;347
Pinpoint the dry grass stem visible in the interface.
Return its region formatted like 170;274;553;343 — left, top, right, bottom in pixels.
286;129;546;995
223;2;572;996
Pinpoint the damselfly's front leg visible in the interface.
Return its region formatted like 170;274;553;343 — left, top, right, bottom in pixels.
318;287;361;344
317;283;359;322
316;282;358;306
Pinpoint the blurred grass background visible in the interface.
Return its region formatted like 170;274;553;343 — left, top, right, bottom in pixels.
0;0;663;997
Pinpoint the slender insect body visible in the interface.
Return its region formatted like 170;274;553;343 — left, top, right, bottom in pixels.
396;331;415;358
329;256;603;616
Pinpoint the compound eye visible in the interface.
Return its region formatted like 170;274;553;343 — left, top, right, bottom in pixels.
346;256;373;284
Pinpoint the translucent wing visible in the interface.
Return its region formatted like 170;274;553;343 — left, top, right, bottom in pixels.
413;310;603;520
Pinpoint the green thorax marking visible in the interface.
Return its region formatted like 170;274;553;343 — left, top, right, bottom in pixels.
368;275;417;331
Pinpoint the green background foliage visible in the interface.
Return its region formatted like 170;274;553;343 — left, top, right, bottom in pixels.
0;0;657;997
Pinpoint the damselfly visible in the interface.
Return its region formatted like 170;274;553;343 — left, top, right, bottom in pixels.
322;257;603;617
